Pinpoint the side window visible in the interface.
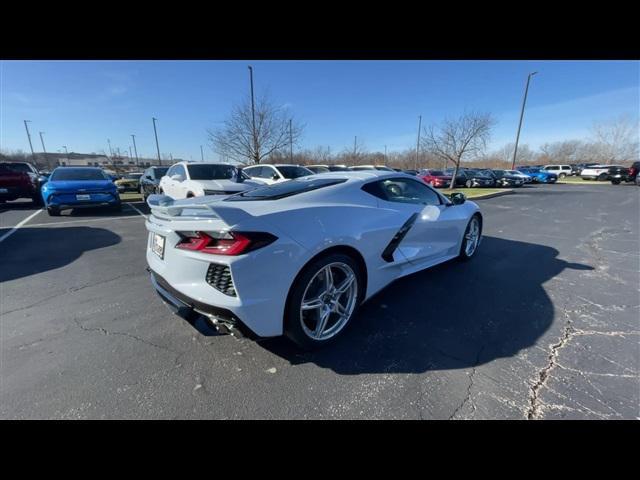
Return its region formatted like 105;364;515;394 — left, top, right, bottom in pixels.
174;165;186;179
363;178;442;206
548;166;559;170
166;165;176;177
244;166;261;178
263;166;277;179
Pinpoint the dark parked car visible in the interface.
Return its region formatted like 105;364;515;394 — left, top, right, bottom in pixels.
608;166;631;185
139;166;169;201
446;168;495;188
621;161;640;185
403;169;419;175
0;162;46;205
485;169;525;187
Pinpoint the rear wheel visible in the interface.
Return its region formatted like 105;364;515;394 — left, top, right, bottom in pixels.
32;193;44;206
611;179;621;185
459;215;481;261
559;173;566;179
111;201;122;212
465;180;473;188
285;253;363;350
597;173;608;181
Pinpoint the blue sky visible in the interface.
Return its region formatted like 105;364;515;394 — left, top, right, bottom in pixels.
1;60;638;161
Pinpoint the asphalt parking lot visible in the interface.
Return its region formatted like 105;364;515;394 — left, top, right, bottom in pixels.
1;183;638;419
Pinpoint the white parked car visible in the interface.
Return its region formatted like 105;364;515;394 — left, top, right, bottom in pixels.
145;171;483;349
158;162;264;199
242;163;313;185
542;165;573;178
581;165;623;181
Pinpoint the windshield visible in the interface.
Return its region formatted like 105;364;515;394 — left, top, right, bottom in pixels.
187;164;238;180
0;163;31;174
493;170;506;176
277;166;312;179
153;167;169;177
50;169;108;181
226;178;346;201
429;170;446;176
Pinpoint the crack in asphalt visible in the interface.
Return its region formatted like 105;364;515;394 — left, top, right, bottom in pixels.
73;318;181;356
448;346;484;420
526;308;574;420
2;273;137;316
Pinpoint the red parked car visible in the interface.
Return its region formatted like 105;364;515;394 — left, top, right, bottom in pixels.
0;162;45;205
418;169;452;188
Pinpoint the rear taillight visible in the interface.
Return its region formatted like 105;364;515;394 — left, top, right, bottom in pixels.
175;231;276;256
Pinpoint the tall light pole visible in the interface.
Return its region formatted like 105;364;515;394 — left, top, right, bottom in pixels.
129;146;133;164
289;119;293;162
23;120;35;162
200;145;204;162
107;138;113;160
131;134;139;166
63;145;69;165
248;66;258;164
511;71;538;170
39;131;49;169
353;136;358;163
152;117;161;166
415;115;422;170
384;145;387;164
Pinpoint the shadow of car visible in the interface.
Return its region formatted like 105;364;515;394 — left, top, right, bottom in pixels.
251;236;593;374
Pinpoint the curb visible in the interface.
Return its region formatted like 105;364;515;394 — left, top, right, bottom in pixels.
443;189;515;201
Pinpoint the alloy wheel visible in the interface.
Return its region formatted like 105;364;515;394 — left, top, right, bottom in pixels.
299;262;358;341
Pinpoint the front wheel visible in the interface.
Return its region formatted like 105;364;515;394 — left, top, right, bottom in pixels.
611;179;621;185
597;173;608;181
285;253;363;350
459;215;481;261
47;206;60;216
465;180;473;188
559;173;566;179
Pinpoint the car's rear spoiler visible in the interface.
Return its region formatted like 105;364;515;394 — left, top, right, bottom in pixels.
146;194;253;225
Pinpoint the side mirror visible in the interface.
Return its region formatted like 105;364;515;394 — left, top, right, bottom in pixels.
450;192;466;205
272;173;279;180
171;174;184;182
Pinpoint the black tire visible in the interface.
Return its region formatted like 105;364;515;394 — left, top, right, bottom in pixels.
47;206;60;216
284;252;364;350
559;173;566;179
465;180;473;188
597;173;608;181
459;214;482;261
111;202;122;212
186;192;195;198
611;179;621;185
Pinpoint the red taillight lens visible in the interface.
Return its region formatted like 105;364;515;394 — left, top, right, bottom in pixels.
175;231;276;256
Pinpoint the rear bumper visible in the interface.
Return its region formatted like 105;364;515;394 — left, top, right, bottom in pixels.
149;268;246;336
0;185;36;199
45;192;120;210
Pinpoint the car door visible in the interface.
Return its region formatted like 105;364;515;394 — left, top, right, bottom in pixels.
366;178;461;266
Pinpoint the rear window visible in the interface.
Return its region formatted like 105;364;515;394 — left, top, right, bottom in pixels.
50;169;107;181
0;163;32;174
225;178;346;201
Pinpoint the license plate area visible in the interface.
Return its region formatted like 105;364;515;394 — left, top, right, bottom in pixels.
152;233;165;259
0;188;8;193
76;194;91;200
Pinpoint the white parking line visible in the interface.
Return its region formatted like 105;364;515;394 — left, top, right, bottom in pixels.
126;202;148;218
20;215;144;228
0;209;43;244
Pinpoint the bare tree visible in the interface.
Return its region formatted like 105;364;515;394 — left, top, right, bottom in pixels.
421;112;495;190
591;114;639;165
208;93;304;165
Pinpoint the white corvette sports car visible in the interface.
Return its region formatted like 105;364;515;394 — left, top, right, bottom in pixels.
145;171;483;349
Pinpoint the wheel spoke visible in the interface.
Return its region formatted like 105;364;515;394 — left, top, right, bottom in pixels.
301;298;324;310
323;266;334;291
335;272;355;295
314;309;331;338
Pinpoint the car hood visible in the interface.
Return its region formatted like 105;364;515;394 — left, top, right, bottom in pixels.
195;179;263;192
45;180;116;192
